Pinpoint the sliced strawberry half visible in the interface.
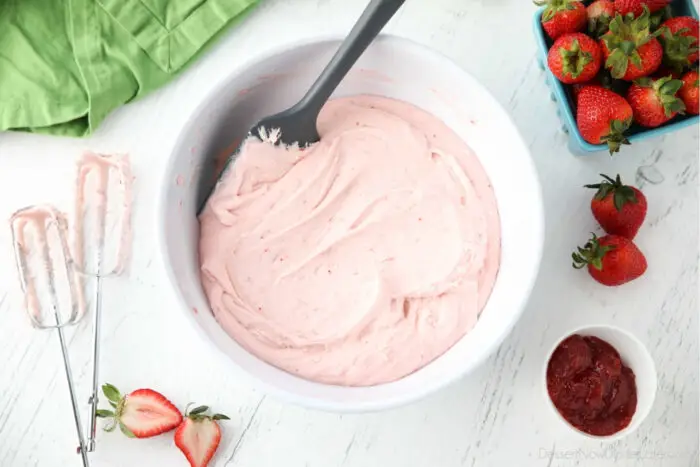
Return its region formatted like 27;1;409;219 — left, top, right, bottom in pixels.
96;383;183;438
175;405;230;467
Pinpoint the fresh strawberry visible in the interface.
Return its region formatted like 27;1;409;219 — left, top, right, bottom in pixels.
175;405;230;467
584;173;647;239
572;234;647;286
627;75;685;127
96;384;183;438
588;0;615;38
548;33;603;84
614;0;671;17
536;0;587;40
659;17;700;73
601;8;663;80
576;86;633;154
679;70;700;115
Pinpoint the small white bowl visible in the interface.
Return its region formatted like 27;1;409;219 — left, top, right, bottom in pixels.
543;325;658;441
159;35;544;412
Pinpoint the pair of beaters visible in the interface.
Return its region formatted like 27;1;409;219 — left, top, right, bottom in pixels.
9;153;132;467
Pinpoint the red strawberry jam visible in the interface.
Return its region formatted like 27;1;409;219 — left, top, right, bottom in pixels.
546;334;637;436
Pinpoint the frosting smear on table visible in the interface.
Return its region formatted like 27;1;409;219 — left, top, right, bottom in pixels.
199;95;500;386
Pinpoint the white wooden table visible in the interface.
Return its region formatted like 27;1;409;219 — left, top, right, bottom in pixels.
0;0;697;466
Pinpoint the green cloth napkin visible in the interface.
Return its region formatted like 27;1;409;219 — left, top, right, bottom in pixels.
0;0;258;137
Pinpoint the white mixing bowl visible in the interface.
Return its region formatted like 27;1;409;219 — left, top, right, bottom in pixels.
159;35;544;412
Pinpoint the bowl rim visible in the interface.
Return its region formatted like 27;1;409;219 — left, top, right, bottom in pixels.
157;33;545;412
541;324;658;441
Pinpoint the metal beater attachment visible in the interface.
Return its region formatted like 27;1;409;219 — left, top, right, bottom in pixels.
10;205;90;467
72;152;132;452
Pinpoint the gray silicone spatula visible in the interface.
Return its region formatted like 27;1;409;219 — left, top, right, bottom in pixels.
198;0;406;213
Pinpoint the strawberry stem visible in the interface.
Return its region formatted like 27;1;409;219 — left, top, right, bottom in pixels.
602;6;656;78
600;119;632;155
572;233;615;270
654;76;686;116
102;383;121;404
98;383;128;434
589;5;613;39
96;409;114;418
189;405;209;416
660;25;700;72
584;173;638;210
184;403;230;422
559;39;593;79
534;0;581;22
119;422;136;438
104;420;117;433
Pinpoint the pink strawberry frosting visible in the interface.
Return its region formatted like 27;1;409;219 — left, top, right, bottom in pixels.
199;95;500;386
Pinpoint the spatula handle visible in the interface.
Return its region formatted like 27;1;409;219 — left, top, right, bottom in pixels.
300;0;406;111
